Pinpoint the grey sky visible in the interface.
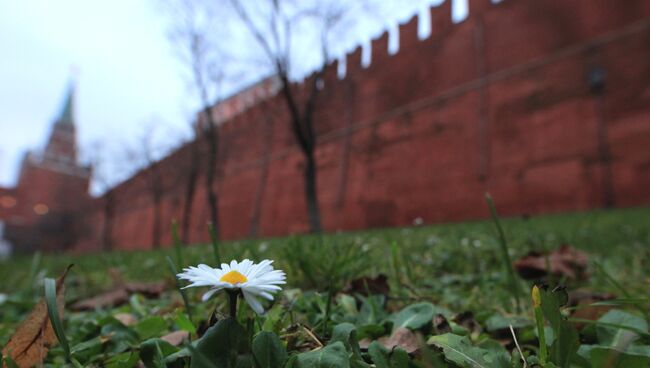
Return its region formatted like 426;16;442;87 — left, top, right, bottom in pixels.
0;0;469;193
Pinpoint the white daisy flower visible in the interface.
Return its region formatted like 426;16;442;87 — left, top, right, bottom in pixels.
177;259;286;315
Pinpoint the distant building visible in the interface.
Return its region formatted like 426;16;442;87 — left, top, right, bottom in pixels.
0;83;91;252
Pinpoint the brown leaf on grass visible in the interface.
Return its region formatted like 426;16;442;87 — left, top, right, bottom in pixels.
378;327;420;354
124;281;166;297
452;311;481;334
161;330;189;346
71;288;129;311
433;314;451;335
569;290;616;330
113;313;138;326
513;244;589;280
70;281;166;311
2;265;72;368
358;338;372;350
342;274;389;297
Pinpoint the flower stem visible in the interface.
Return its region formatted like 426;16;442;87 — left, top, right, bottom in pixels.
228;290;238;318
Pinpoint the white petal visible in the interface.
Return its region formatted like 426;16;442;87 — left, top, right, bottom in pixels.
202;286;223;301
259;291;274;301
243;290;265;315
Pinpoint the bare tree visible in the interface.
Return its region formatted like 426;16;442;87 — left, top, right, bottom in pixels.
164;0;229;240
228;0;358;233
122;124;178;249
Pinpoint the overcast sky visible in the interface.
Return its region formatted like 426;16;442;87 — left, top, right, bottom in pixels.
0;0;469;193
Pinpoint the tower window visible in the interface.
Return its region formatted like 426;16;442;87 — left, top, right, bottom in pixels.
0;195;16;208
33;204;49;215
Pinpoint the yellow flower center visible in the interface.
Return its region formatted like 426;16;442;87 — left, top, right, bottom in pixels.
220;270;248;285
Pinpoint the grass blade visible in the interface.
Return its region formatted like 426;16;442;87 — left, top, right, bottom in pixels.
485;193;522;313
44;278;70;361
531;285;547;365
28;251;42;288
593;262;649;321
166;256;193;322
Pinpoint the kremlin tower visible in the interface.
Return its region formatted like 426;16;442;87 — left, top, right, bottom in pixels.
0;82;91;252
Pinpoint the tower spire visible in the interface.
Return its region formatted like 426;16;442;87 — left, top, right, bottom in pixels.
44;79;78;163
55;80;75;126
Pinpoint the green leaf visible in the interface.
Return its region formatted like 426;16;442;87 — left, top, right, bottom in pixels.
356;323;387;340
261;305;284;333
388;302;441;331
477;339;511;368
367;341;390;368
70;336;104;362
104;352;140;368
597;310;648;347
484;314;532;332
293;341;350;368
140;338;180;368
428;333;491;368
191;317;247;368
366;342;409;368
134;316;168;340
389;348;409;368
578;345;650;367
175;311;196;333
101;318;140;353
356;295;386;326
539;287;566;334
252;331;287;368
330;323;362;359
237;354;254;368
549;317;580;368
537;286;579;368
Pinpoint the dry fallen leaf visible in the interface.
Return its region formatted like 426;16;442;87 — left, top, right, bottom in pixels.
70;281;166;311
513;244;589;280
113;313;138;326
161;330;189;346
124;281;166;298
433;313;451;335
569;290;616;330
452;311;481;334
378;327;420;354
71;288;129;311
2;265;72;368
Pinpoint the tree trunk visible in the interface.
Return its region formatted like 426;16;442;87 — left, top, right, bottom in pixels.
181;143;200;244
101;191;114;251
204;122;220;238
304;150;322;233
152;195;162;249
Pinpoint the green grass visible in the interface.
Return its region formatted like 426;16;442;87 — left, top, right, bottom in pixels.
2;207;649;298
1;207;649;367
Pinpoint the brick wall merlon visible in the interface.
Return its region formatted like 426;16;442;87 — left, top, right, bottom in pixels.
323;59;339;83
430;0;453;37
398;14;419;50
346;46;363;75
371;31;389;65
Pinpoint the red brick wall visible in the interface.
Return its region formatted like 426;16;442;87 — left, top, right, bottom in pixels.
76;0;650;251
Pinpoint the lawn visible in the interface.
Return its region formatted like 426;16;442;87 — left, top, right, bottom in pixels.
1;206;649;367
